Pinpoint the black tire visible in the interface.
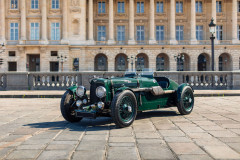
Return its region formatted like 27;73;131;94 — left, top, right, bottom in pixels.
177;86;194;115
111;90;137;128
60;90;82;122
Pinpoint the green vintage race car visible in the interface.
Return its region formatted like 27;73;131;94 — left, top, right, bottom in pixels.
60;71;194;128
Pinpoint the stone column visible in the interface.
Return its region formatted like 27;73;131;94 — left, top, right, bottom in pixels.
169;54;177;71
20;0;27;44
0;0;5;42
61;0;69;44
190;0;197;44
88;0;95;45
232;0;239;44
170;0;177;44
80;0;87;44
212;0;216;23
149;0;156;44
128;0;135;44
107;0;115;44
41;0;48;44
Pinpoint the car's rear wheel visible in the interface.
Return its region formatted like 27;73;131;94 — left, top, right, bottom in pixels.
60;90;82;122
111;90;137;128
177;86;194;115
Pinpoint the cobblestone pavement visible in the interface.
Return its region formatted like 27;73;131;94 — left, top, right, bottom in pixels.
0;97;240;160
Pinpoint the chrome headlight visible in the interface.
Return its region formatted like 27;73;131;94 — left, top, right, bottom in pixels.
76;100;82;107
83;99;88;104
96;86;106;98
76;86;86;97
97;102;105;109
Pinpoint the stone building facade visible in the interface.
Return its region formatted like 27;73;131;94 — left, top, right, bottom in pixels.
0;0;240;72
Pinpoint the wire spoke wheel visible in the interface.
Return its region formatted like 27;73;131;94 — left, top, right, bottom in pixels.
111;90;137;128
182;90;194;112
119;96;134;122
177;86;194;115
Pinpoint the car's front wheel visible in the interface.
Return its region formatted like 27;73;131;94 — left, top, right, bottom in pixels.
177;86;194;115
111;90;137;128
60;90;82;122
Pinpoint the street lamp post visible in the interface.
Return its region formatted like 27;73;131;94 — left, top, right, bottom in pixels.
209;18;216;71
156;56;165;71
174;53;185;71
0;43;5;66
57;54;67;72
0;43;5;53
137;57;144;71
127;56;137;71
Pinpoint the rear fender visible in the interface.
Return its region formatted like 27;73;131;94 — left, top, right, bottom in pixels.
115;87;141;106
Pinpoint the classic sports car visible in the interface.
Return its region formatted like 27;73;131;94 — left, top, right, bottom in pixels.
60;71;194;128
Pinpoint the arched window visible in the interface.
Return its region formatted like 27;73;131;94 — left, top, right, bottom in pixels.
175;53;190;71
198;54;207;71
136;53;149;71
156;53;169;71
156;57;165;71
177;58;184;71
115;54;128;71
219;53;232;71
94;54;108;71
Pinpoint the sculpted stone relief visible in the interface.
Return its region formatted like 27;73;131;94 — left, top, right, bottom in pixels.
70;0;81;13
71;0;80;6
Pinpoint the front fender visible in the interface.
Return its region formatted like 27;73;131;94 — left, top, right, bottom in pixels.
67;85;78;93
177;83;191;102
115;87;142;107
116;87;133;93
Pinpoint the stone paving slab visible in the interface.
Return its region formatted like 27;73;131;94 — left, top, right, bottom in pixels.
0;97;240;159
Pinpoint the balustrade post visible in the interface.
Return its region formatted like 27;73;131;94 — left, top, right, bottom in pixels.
28;74;34;90
3;73;7;90
227;73;233;89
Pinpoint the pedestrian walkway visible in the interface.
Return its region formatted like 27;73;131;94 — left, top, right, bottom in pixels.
0;90;240;98
0;97;240;159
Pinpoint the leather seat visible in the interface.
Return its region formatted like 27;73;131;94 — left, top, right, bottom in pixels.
158;81;168;88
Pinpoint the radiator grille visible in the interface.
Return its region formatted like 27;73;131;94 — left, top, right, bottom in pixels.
90;81;105;104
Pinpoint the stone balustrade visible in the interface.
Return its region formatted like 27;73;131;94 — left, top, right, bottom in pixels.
0;73;6;90
0;71;239;90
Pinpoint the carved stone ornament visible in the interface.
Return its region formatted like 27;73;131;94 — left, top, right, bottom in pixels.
18;47;25;53
71;0;80;6
49;9;61;14
29;9;41;14
8;9;20;14
70;0;81;12
70;7;81;13
40;47;47;53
